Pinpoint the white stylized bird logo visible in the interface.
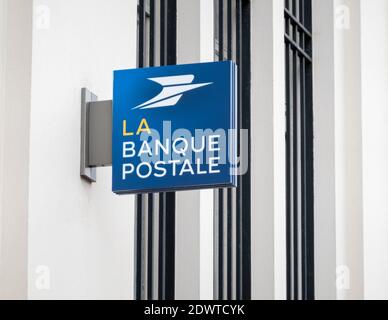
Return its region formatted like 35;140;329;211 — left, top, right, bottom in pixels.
132;75;212;110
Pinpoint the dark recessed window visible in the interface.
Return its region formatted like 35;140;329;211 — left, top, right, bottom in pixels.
214;0;251;301
136;0;177;301
284;0;315;301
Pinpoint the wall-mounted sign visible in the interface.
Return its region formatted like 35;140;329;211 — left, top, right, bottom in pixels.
112;61;237;194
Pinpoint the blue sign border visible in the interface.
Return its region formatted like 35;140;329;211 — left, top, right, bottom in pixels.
112;61;238;194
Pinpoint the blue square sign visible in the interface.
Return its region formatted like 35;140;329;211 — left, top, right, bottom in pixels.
112;61;237;194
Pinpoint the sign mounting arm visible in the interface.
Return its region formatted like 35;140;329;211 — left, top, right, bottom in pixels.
80;88;112;183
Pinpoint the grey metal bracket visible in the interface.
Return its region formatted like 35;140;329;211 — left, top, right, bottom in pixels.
80;88;112;183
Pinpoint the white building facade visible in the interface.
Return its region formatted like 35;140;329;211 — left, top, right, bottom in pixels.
0;0;387;300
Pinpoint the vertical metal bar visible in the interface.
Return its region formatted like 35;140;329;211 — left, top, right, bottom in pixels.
305;61;315;301
290;47;295;301
235;0;242;300
297;50;302;300
142;194;149;300
160;0;165;65
241;0;251;301
292;0;297;18
144;0;155;300
160;195;166;301
227;188;232;299
211;4;222;300
136;0;145;300
218;0;224;61
226;0;233;300
164;192;176;299
218;189;224;299
304;0;314;300
292;47;299;300
222;189;228;300
291;46;296;301
214;0;224;300
213;190;219;300
227;0;232;60
292;0;299;301
147;194;153;299
152;193;160;299
158;8;165;290
144;0;150;67
166;0;177;66
138;0;145;68
231;186;237;300
163;0;176;300
135;194;143;299
150;0;155;67
285;42;292;300
300;53;307;300
158;193;165;299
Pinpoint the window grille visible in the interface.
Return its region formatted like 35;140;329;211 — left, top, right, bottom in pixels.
214;0;251;300
284;0;314;301
136;0;177;300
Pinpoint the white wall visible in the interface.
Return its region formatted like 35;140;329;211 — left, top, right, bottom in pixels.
360;0;388;300
313;0;365;300
333;0;364;300
251;0;287;300
0;0;32;299
312;0;337;300
27;0;137;299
